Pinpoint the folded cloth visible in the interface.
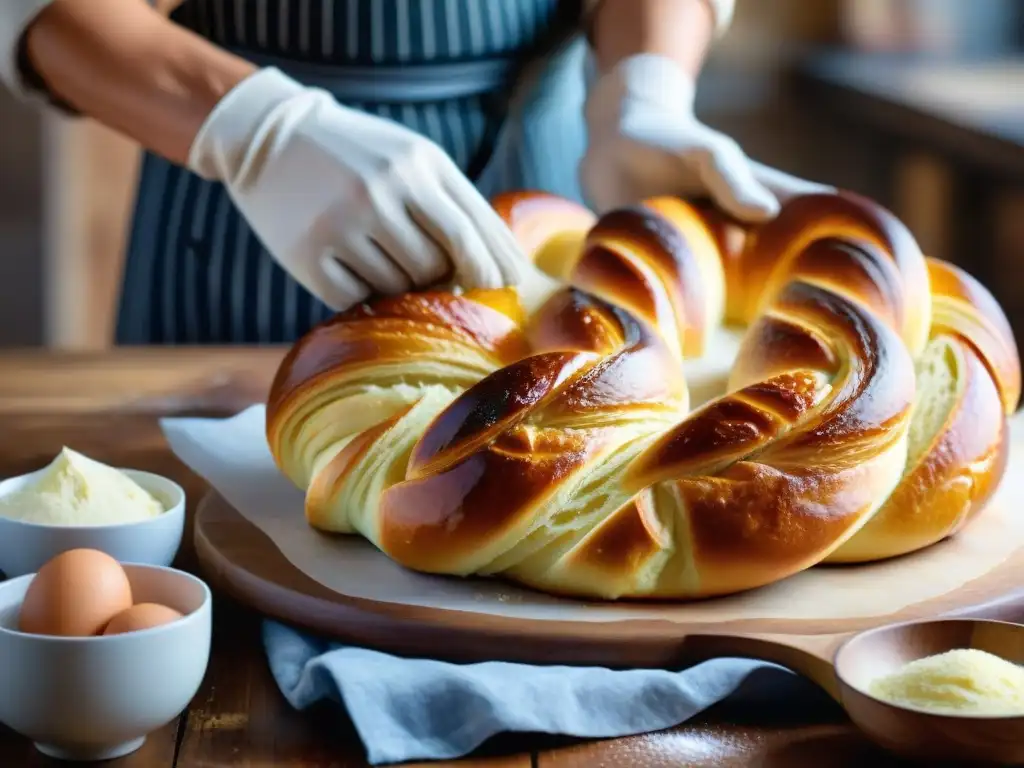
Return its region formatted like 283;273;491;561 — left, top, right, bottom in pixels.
263;620;830;765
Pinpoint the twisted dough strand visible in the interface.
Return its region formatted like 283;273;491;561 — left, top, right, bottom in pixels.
267;192;1020;600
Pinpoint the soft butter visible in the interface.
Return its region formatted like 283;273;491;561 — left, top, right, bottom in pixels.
869;648;1024;716
0;448;163;526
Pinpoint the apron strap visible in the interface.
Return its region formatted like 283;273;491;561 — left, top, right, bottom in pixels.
229;49;520;104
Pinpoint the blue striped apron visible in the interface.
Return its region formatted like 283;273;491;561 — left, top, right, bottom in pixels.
116;0;588;345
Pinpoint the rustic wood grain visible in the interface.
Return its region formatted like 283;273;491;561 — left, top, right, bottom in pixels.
536;718;909;768
532;682;913;767
0;721;181;768
0;348;284;415
534;684;910;767
176;603;369;768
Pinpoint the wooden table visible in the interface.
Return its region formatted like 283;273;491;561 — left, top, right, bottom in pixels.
0;349;920;767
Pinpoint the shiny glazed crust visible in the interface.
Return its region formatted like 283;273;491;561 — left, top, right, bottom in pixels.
266;191;1021;600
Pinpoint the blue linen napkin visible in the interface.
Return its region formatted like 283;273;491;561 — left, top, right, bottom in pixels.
263;620;829;765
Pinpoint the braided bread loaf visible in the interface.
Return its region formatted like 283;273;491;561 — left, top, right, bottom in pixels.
266;192;1020;600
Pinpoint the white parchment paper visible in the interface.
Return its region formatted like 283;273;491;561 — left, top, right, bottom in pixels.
161;405;1024;624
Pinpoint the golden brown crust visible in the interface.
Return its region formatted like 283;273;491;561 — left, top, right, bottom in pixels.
574;206;708;360
380;421;620;574
825;258;1020;563
266;291;530;489
490;191;596;253
730;191;931;355
827;337;1008;562
628;372;826;487
267;189;1020;601
406;351;600;479
380;353;613;573
831;342;1007;561
490;191;596;282
267;290;528;420
525;288;627;355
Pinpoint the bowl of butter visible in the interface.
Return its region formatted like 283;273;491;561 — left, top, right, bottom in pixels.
0;448;185;577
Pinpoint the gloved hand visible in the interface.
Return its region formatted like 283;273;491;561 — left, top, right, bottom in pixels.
188;68;527;311
581;54;834;222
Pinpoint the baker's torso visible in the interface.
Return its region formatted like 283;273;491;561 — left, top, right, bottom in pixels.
118;0;585;345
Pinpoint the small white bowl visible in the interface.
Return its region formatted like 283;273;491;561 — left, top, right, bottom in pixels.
0;468;185;577
0;563;212;761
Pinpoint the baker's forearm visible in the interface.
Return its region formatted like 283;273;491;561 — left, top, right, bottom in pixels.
591;0;717;76
24;0;254;165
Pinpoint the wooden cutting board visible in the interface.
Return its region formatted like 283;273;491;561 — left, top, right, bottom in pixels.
194;487;1024;671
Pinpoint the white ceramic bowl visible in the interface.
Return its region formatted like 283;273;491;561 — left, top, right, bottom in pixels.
0;563;212;761
0;468;185;577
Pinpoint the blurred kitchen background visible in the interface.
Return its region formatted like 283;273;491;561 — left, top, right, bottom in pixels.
2;0;1023;349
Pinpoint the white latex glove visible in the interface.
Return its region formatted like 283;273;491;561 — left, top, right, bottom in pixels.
581;54;835;222
188;68;527;311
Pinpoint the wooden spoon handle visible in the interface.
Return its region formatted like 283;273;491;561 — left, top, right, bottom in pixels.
939;583;1024;623
683;631;851;701
680;591;1024;705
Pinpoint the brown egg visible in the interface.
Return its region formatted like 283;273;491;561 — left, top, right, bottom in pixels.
102;603;183;635
18;549;133;636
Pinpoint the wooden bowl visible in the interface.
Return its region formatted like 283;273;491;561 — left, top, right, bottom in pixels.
835;619;1024;765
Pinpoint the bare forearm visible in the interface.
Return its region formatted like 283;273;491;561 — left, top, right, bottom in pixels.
591;0;716;76
24;0;255;165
